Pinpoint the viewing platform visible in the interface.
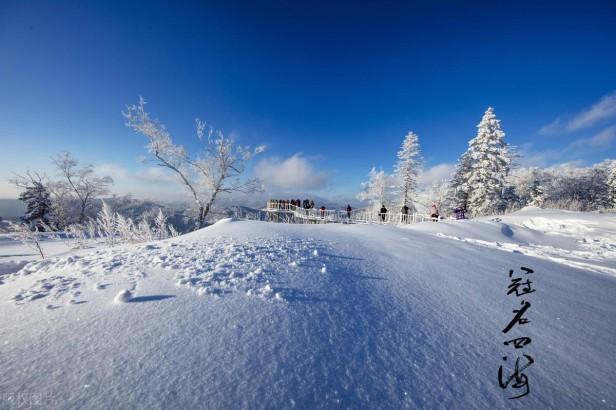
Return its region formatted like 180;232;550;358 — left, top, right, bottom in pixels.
266;201;442;225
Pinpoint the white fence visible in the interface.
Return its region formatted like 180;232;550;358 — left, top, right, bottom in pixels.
265;202;443;225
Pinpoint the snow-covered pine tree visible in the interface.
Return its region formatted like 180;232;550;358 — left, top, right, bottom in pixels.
394;131;422;213
446;150;473;211
466;107;511;216
17;177;53;229
608;160;616;209
586;163;610;210
528;177;547;207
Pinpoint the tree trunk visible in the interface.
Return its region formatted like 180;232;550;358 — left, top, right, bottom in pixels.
197;205;205;228
79;201;87;224
200;189;220;228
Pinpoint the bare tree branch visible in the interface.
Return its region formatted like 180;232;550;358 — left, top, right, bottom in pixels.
123;97;264;228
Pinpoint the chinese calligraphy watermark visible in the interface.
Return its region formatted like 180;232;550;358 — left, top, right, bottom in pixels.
498;266;535;400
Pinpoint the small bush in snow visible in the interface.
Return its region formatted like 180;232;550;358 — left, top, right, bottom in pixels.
66;224;88;248
94;204;178;247
12;221;56;259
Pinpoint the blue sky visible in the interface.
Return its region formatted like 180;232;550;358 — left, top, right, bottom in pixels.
1;0;615;201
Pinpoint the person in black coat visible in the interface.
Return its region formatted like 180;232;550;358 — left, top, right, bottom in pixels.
379;205;387;222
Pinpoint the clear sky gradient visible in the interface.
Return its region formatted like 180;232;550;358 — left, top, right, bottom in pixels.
1;0;615;201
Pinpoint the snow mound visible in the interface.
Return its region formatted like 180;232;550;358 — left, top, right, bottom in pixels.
114;289;132;303
214;217;234;225
517;216;595;236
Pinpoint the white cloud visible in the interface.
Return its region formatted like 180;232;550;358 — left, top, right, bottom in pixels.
539;91;616;134
567;91;616;131
417;163;455;186
94;163;128;180
134;167;178;183
537;117;562;135
254;154;330;191
567;126;616;150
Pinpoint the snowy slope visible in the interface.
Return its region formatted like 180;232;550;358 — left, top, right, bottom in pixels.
0;209;615;409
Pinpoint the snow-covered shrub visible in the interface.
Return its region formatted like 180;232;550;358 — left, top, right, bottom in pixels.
85;220;98;240
66;224;88;249
12;221;56;259
95;203;178;246
153;208;169;240
116;213;137;243
96;202;118;247
136;216;155;242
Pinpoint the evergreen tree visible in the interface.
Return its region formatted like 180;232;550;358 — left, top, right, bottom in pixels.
466;107;511;216
528;178;546;207
608;161;616;208
17;177;53;228
446;150;473;211
394;131;422;213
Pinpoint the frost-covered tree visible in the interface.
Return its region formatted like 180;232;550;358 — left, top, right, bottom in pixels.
394;131;422;213
123;97;264;229
466;107;511;216
587;161;612;210
446;150;473;211
416;179;450;215
509;168;547;208
11;171;53;228
52;152;113;224
357;167;394;211
528;177;547;207
46;180;74;230
608;160;616;208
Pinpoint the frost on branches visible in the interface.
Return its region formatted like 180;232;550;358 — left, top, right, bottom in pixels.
456;107;511;217
607;161;616;209
446;150;473;212
394;131;422;213
123;97;265;229
52;152;113;224
357;167;394;211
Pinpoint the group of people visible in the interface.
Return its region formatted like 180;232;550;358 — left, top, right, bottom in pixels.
268;199;317;210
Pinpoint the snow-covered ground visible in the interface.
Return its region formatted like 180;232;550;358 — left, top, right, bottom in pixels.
0;208;615;409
